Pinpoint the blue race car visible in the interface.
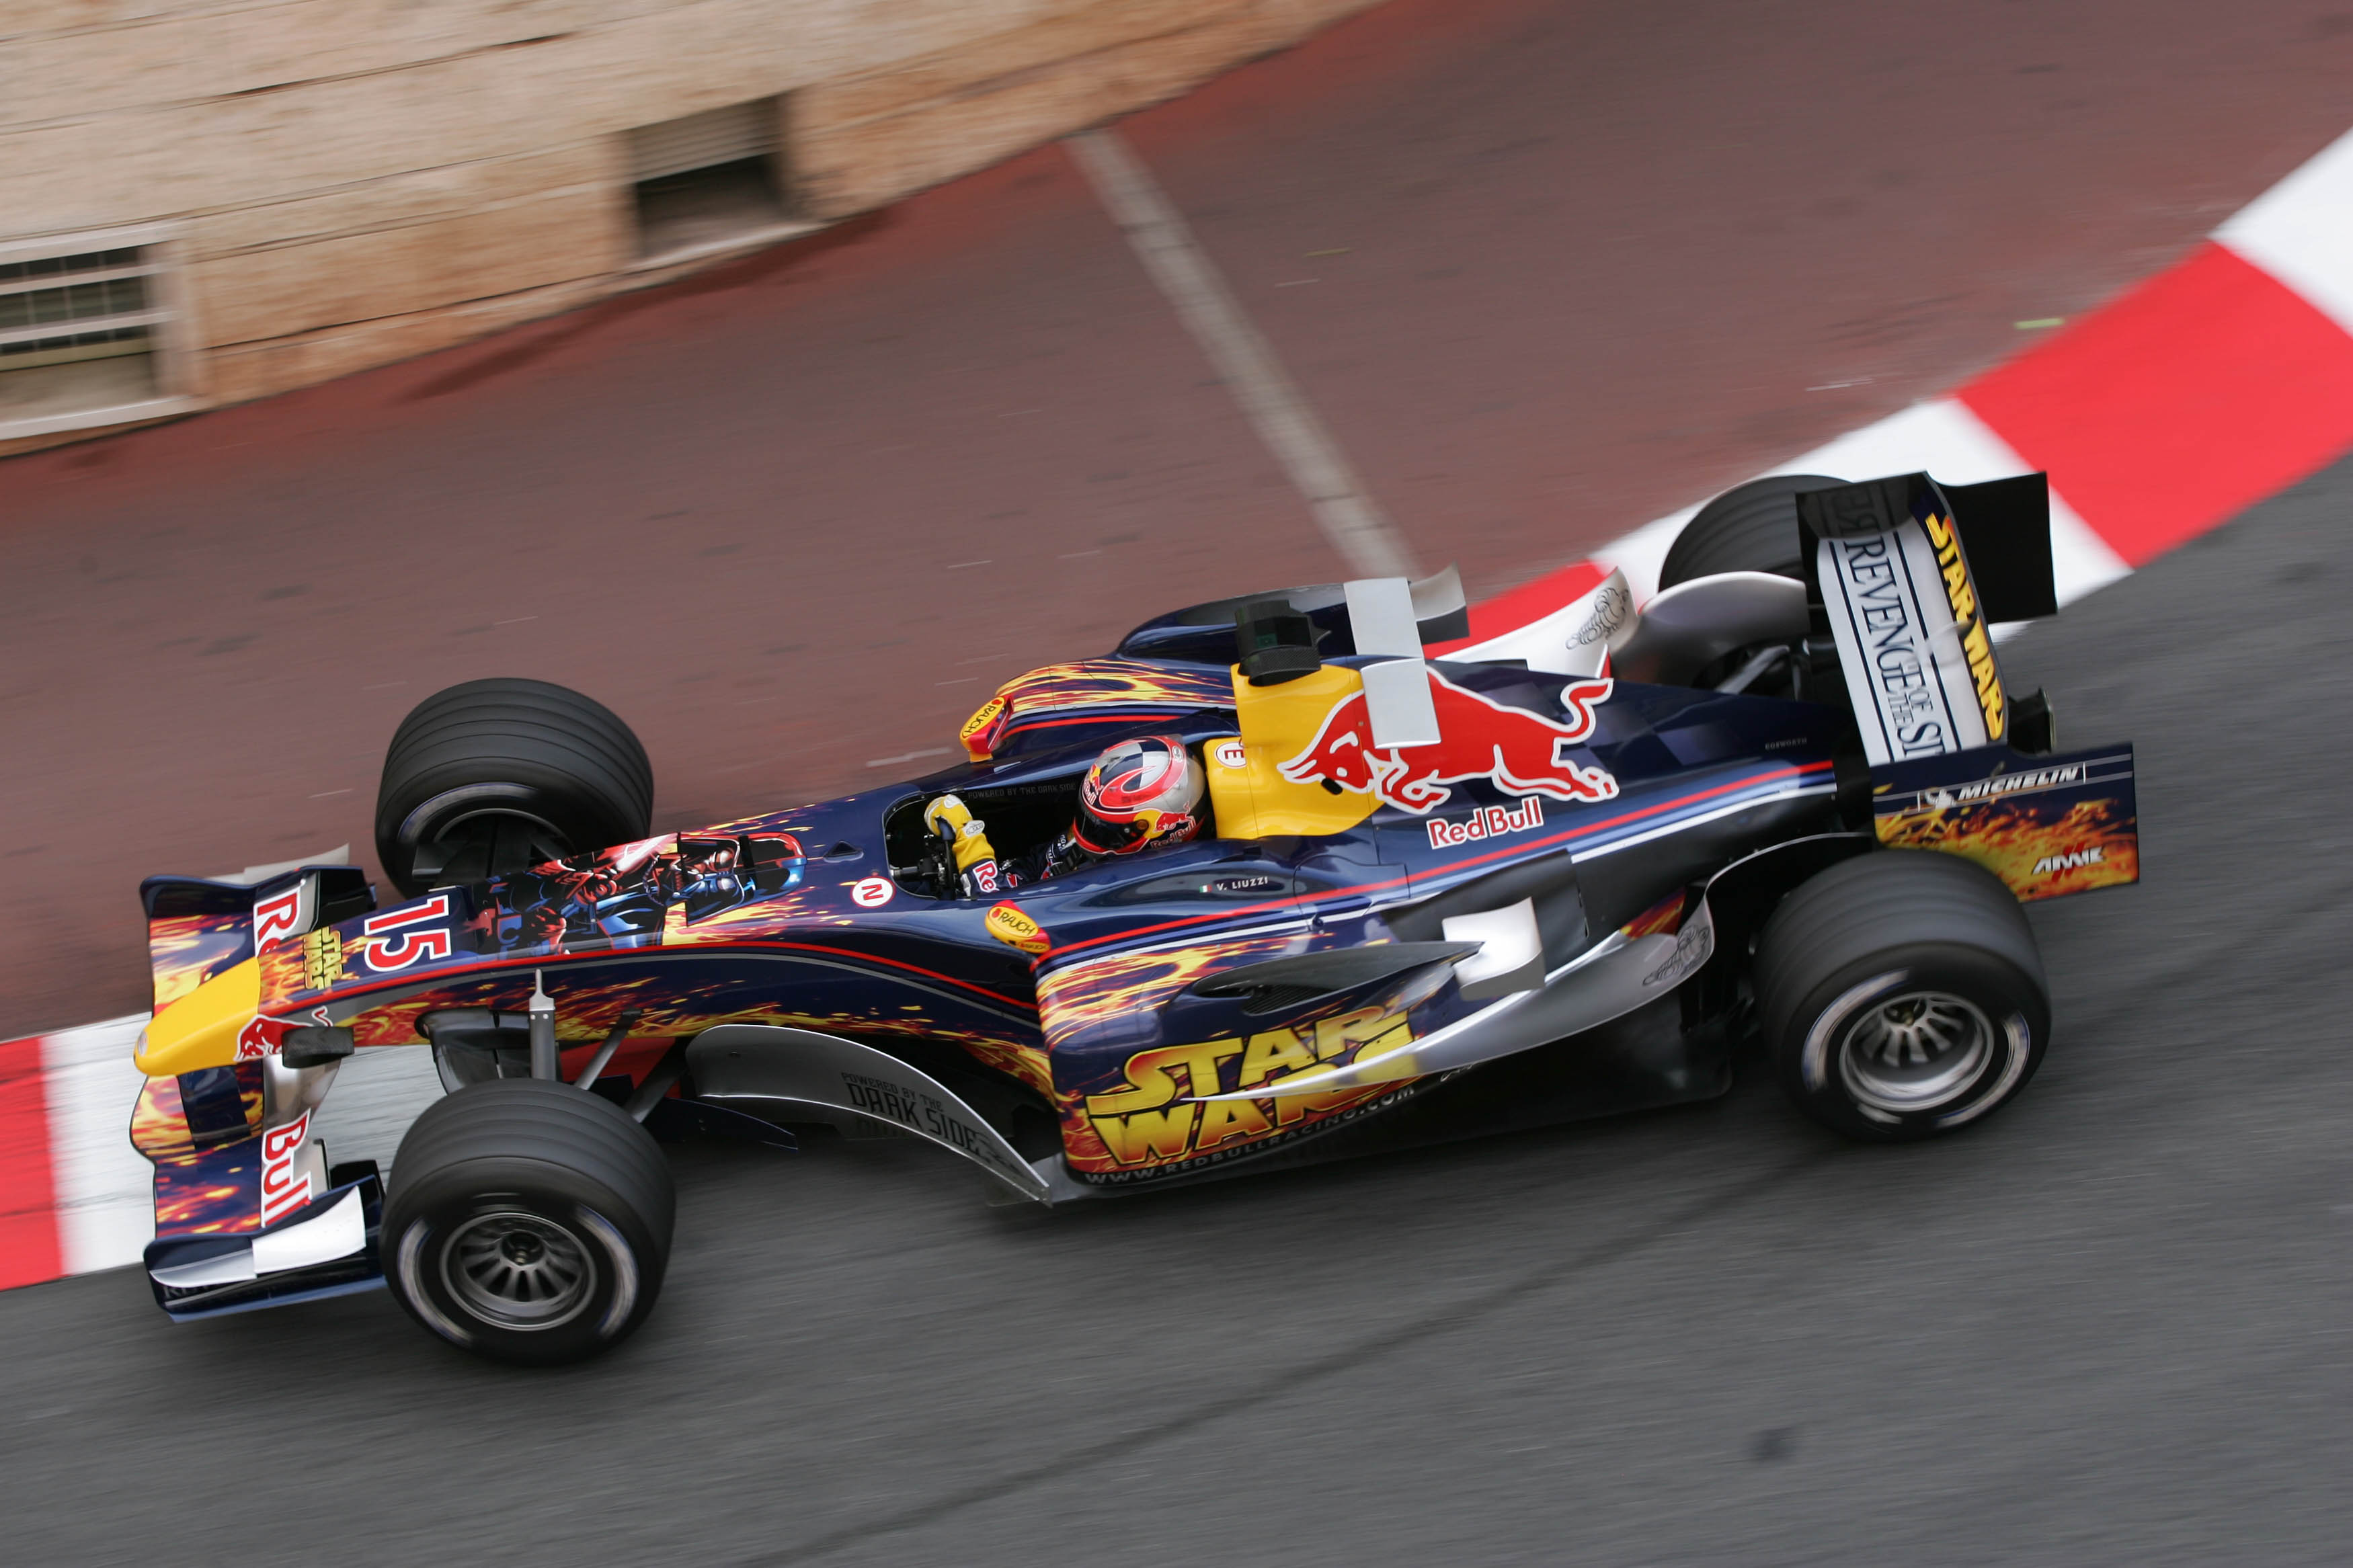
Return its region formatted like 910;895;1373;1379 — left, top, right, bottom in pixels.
124;470;2137;1362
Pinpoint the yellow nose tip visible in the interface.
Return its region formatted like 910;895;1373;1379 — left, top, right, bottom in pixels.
134;956;262;1077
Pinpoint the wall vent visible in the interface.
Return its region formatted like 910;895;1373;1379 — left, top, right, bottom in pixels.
0;225;202;441
627;97;799;261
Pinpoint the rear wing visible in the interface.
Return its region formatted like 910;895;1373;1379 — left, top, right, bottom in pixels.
1800;472;2021;764
1799;472;2136;903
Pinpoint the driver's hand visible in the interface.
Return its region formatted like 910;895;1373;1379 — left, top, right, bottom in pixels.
923;794;1000;876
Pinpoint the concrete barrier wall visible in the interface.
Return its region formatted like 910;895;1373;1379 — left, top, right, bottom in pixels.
0;0;1382;454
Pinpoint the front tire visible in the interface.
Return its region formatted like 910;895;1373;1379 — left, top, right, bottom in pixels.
1753;850;2050;1141
375;678;653;897
384;1078;675;1364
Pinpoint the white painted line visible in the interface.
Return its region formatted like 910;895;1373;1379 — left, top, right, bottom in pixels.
1769;399;2128;606
1068;127;1416;580
1771;397;2021;487
1905;403;2130;607
1593;399;2128;610
2216;124;2353;339
40;1016;155;1274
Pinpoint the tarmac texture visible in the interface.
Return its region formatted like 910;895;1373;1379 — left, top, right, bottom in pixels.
2;454;2349;1563
5;0;2353;1034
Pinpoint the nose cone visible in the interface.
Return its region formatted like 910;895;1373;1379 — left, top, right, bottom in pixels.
134;956;262;1076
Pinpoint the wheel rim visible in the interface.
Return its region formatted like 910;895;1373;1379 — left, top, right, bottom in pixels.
440;1210;596;1331
1837;990;1995;1114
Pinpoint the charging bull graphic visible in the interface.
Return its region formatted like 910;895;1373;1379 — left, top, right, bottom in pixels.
1280;669;1620;813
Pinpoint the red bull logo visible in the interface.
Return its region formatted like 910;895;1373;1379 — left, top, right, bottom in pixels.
1279;669;1619;813
1426;796;1544;849
260;1111;314;1225
235;1015;292;1061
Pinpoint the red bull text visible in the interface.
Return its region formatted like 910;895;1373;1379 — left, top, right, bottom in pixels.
1280;669;1619;813
1425;796;1545;849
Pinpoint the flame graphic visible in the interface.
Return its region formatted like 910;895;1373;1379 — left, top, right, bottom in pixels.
146;910;249;1011
1876;796;2138;900
128;1071;264;1161
341;968;1052;1096
1043;935;1436;1175
152;1148;262;1236
660;884;828;944
259;936;319;1009
128;1075;188;1159
1036;933;1308;1051
1620;890;1687;941
994;659;1232;716
1060;1108;1117;1168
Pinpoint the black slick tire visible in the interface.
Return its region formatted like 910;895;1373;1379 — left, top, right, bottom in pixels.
1660;473;1845;587
375;678;653;897
1753;850;2050;1142
383;1078;675;1365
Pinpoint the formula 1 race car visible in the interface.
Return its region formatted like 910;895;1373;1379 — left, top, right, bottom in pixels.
124;470;2137;1362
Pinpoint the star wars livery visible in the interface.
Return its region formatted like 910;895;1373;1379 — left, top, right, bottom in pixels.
120;470;2137;1362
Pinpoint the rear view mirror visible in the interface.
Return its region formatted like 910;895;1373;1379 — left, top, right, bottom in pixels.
280;1026;356;1069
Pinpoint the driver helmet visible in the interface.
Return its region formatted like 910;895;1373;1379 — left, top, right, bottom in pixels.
1073;735;1205;856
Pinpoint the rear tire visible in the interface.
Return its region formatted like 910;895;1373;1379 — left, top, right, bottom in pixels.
1753;850;2050;1142
383;1078;675;1364
375;678;653;897
1660;473;1844;587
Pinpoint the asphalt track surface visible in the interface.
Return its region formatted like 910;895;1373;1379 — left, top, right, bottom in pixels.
7;0;2353;1036
4;463;2350;1561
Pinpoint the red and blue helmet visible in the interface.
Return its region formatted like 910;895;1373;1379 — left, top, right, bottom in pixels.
1074;735;1205;856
